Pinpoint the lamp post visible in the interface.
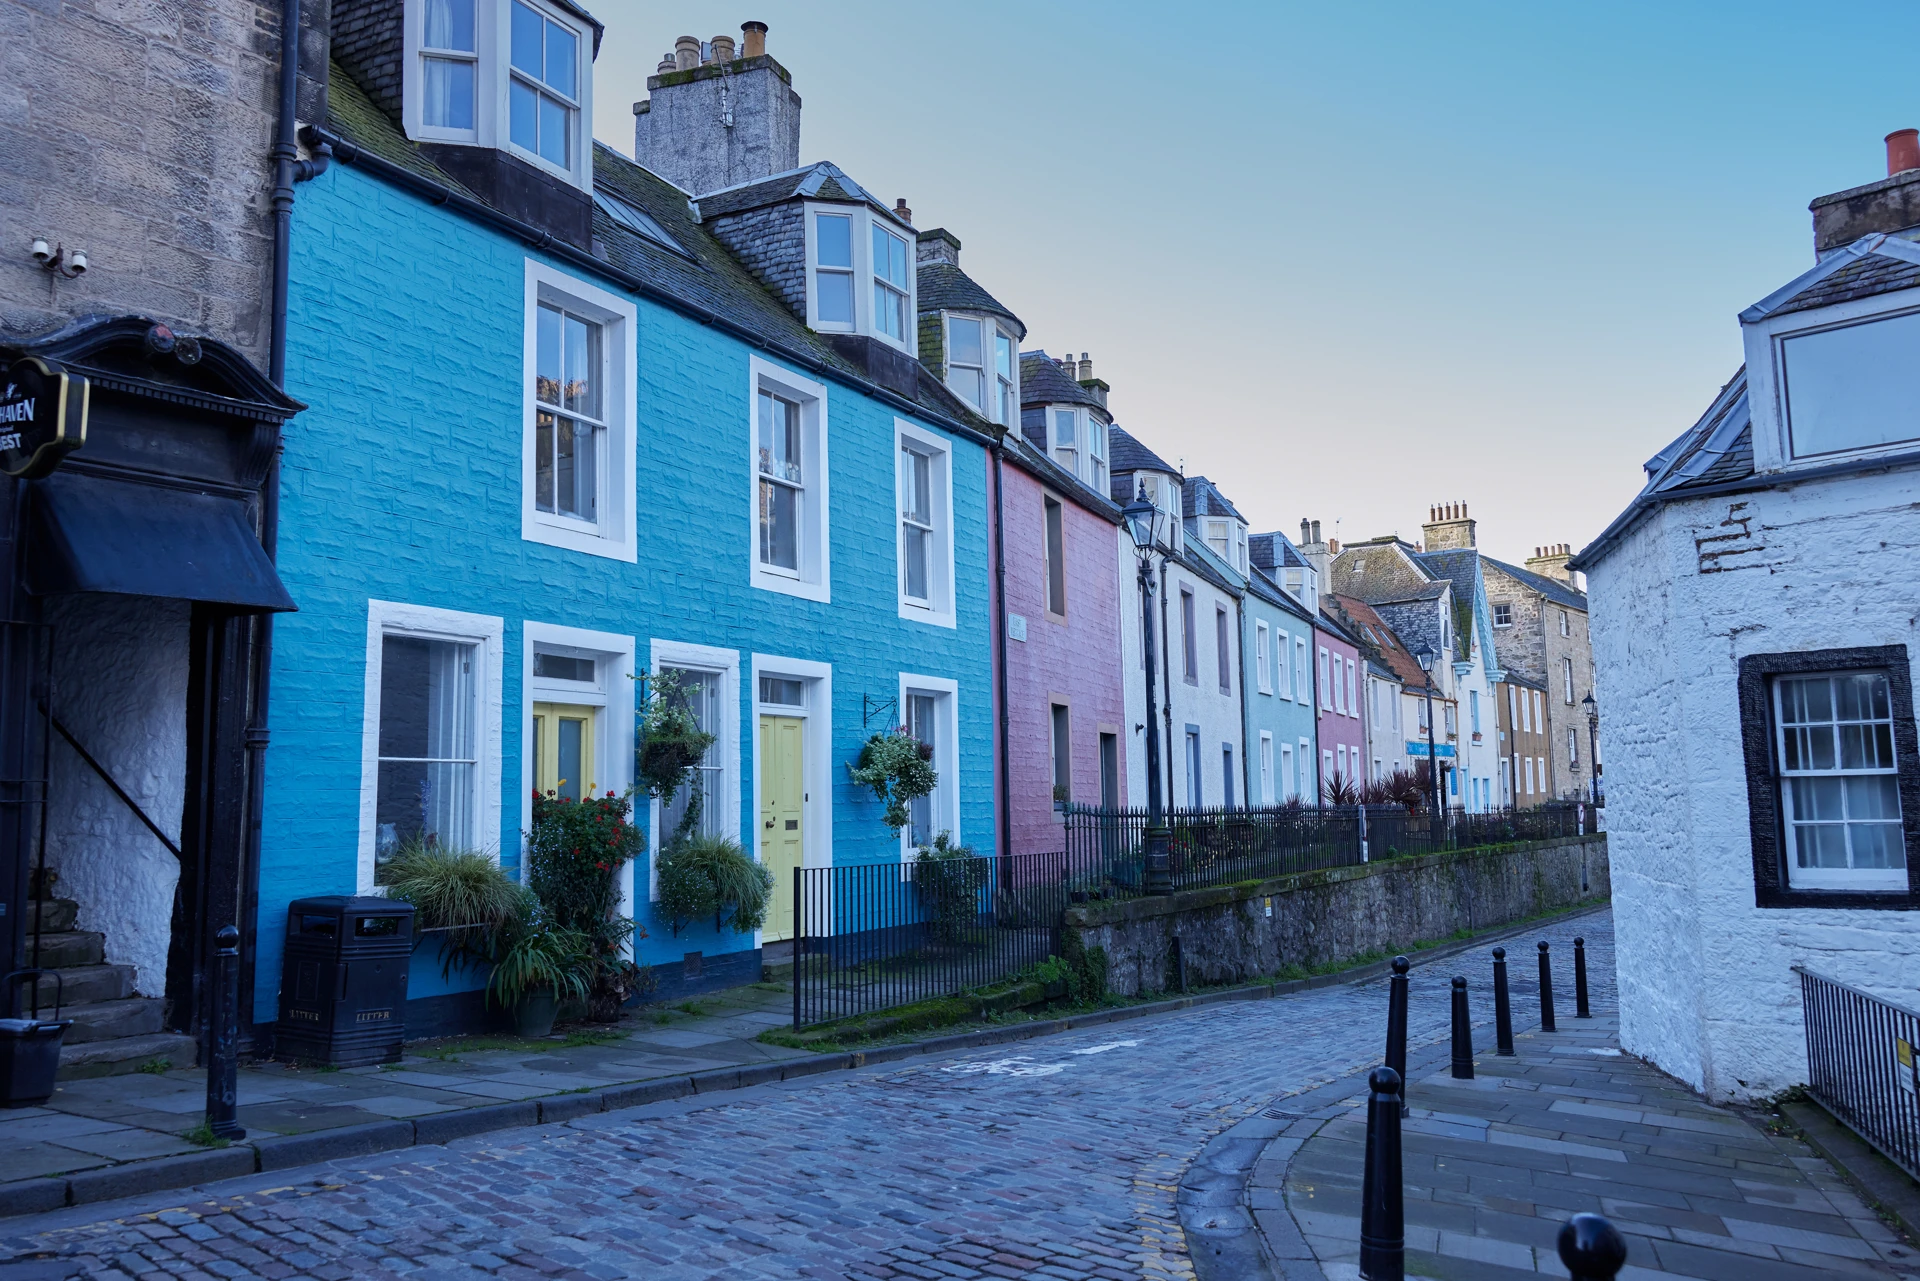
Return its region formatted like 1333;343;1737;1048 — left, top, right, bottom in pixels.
1123;485;1174;895
1417;648;1442;819
1581;691;1600;804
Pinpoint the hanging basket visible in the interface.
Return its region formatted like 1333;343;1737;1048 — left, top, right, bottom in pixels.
0;971;70;1108
640;735;706;795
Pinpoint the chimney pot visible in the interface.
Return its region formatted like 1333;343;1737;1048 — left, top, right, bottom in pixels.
656;54;676;73
1078;353;1094;381
1889;129;1920;177
740;20;768;57
674;36;700;70
1312;520;1322;544
894;197;912;223
711;33;735;62
1301;519;1312;545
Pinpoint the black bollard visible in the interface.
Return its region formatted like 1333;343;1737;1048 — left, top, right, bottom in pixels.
207;924;246;1140
1574;936;1592;1019
1492;947;1515;1056
1538;941;1557;1032
1557;1213;1628;1279
1384;955;1410;1115
1450;977;1474;1079
1359;1066;1405;1281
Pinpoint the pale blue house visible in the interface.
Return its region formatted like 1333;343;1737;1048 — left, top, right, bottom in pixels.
258;12;996;1032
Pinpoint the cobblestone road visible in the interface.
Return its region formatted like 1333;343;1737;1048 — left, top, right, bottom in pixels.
1;916;1614;1281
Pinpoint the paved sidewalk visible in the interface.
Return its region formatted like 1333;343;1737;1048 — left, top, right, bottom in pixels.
1;983;804;1185
1258;1013;1920;1279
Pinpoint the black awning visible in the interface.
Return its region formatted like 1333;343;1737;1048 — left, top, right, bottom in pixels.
24;471;297;612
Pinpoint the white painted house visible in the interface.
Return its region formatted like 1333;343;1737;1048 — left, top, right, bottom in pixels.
1575;136;1920;1102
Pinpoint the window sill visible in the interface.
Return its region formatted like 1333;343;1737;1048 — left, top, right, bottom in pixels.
523;512;636;563
898;599;956;629
752;566;831;604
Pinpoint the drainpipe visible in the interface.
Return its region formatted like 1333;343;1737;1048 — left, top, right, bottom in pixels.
1158;557;1173;807
1235;595;1250;807
991;444;1011;867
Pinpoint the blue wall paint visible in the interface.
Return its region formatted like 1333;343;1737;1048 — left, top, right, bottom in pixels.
256;165;994;1022
1241;588;1319;802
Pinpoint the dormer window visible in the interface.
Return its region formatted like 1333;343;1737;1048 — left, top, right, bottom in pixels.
1778;309;1920;460
1052;409;1078;476
943;316;1020;424
946;316;985;408
1088;415;1108;492
995;334;1016;425
404;0;595;189
509;1;579;170
1048;406;1108;489
805;203;916;351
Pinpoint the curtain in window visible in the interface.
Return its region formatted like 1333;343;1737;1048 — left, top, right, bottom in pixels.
376;636;477;864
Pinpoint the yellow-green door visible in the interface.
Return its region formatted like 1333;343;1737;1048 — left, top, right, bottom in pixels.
532;703;598;801
760;715;804;942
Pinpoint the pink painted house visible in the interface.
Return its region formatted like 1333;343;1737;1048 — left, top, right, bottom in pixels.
1314;607;1368;798
987;351;1128;855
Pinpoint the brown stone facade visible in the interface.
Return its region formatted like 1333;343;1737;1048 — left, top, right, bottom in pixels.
1496;675;1553;807
1484;555;1597;801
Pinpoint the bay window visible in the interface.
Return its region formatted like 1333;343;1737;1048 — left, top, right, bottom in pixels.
946;316;985;409
1052;409;1078;477
421;0;477;130
873;224;910;342
509;0;577;170
813;213;855;328
995;332;1017;425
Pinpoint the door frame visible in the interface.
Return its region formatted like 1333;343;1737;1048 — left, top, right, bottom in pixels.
750;654;832;945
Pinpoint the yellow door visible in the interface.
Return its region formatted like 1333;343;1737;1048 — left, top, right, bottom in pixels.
532;703;598;801
759;715;804;942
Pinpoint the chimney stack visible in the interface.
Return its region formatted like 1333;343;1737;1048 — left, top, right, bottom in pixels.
1421;500;1477;551
1810;127;1920;256
915;228;961;267
636;21;800;196
1526;543;1577;586
894;198;913;224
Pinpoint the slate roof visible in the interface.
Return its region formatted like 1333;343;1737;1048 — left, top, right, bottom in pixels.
1249;532;1312;573
1020;351;1104;412
1332;594;1430;690
1107;423;1174;475
1001;430;1120;523
1184;477;1247;524
317;63;988;441
1750;234;1920;320
1481;556;1589;612
692;162;909;223
918;263;1022;329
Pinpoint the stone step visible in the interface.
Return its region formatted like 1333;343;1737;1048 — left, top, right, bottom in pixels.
60;997;165;1045
57;1031;198;1080
26;897;78;933
23;964;136;1008
21;931;104;970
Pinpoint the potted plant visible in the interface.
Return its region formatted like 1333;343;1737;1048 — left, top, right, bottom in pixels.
485;910;591;1038
526;789;647;1023
657;834;774;936
381;841;528;977
848;728;937;834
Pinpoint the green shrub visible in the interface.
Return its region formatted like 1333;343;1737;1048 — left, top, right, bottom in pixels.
382;841;529;976
485;908;592;1009
848;730;937;833
657;834;774;935
527;790;647;1018
912;832;987;945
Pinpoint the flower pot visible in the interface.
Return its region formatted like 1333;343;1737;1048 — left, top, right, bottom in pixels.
512;987;559;1038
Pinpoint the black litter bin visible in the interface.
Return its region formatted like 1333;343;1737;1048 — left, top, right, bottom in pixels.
276;896;414;1066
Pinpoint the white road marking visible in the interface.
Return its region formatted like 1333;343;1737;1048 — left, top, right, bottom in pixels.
1067;1041;1140;1056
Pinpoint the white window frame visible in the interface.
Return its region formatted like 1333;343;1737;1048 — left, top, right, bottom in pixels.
994;328;1019;427
1051;406;1080;479
358;600;505;893
1259;731;1274;804
521;622;635;937
1299;738;1313;799
1279;742;1294;800
1563;657;1575;704
1493;602;1512;628
749;655;834;942
1275;627;1290;701
1746;284;1920;472
748;356;831;603
647;639;741;902
895;419;956;628
400;0;595;190
1318;646;1332;710
1295;635;1309;703
1255;622;1271;695
1771;672;1909;891
943;313;988;411
899;672;960;858
801;202;917;353
1559;609;1570;637
1087;413;1108;494
521;261;637;562
1346;658;1357;719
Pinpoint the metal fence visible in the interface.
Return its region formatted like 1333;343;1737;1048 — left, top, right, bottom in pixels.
791;802;1586;1028
1796;966;1920;1181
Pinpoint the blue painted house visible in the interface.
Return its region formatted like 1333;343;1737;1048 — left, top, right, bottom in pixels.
258;10;996;1032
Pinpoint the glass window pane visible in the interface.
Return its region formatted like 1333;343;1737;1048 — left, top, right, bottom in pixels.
555;415;577;516
1792;821;1851;869
761;479;798;570
556;716;582;802
544;18;576;96
376;636;476;855
875;283;903;339
760;676;805;707
538;94;569;166
534;410;555;511
816;271;853;324
815;215;852;268
422;57;475;129
873;225;907;288
425;0;475;50
1790;775;1846;822
1782;311;1920;458
947;366;983;407
510;1;544;76
562;313;598;417
947;316;983;367
995;332;1013;379
1052;410;1075;452
535;304;561;405
904;526;929;600
509;79;538;153
534;653;594;682
1850;821;1906;869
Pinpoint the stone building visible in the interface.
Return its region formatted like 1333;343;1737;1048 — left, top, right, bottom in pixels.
1482;538;1598;801
1575;131;1920;1101
1496;674;1553;808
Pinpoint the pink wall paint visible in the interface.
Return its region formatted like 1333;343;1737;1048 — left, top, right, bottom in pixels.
1314;621;1367;794
991;457;1128;856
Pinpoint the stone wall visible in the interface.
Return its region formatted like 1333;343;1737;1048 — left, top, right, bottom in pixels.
1068;835;1609;997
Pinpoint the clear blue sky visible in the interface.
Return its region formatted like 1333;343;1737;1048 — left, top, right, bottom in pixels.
588;0;1915;566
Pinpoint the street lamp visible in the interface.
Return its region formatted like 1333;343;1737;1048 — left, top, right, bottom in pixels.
1581;691;1600;804
1416;647;1443;819
1122;484;1173;895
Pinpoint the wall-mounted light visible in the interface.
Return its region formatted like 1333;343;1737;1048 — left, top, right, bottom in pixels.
30;238;88;278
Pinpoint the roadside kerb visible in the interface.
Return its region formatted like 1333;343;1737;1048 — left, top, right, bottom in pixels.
0;899;1610;1219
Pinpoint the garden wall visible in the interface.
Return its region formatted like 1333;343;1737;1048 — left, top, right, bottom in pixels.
1067;836;1608;996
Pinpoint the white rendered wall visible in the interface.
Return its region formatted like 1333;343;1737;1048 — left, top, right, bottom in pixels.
1588;473;1920;1101
42;594;189;997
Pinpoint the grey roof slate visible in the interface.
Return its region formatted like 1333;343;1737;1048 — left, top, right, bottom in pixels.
1107;423;1175;475
1183;476;1247;524
1481;556;1589;612
692;162;908;223
1001;430;1121;522
1020;351;1104;411
918;263;1022;329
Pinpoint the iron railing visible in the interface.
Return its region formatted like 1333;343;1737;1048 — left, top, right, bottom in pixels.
1796;966;1920;1180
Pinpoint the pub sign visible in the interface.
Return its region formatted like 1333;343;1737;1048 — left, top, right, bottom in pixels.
0;357;88;479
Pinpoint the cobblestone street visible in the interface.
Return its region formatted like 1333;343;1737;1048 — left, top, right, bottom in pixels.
5;918;1614;1280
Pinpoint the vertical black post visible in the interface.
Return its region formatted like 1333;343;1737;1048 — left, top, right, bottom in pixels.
1492;947;1514;1056
1359;1065;1405;1281
1385;955;1409;1115
791;866;802;1030
207;924;245;1139
1557;1213;1628;1279
1450;976;1473;1079
1574;936;1592;1019
1538;941;1557;1032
